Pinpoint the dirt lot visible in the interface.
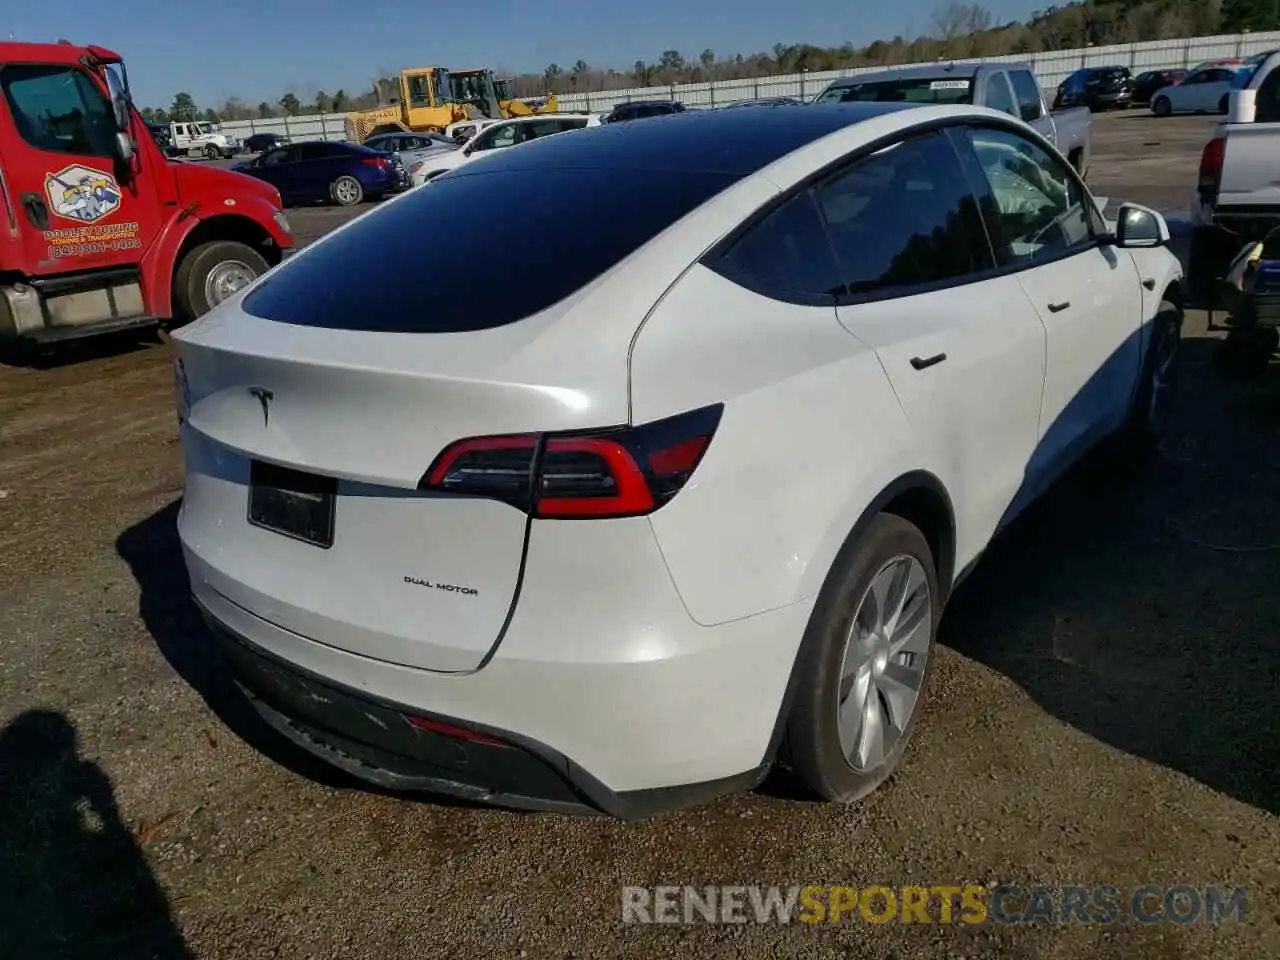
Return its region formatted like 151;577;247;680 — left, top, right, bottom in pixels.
1;112;1277;960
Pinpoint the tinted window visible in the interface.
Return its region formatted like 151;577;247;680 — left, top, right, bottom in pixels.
260;146;294;165
816;77;974;105
521;118;570;140
470;123;517;151
1;65;117;157
1008;70;1043;122
984;73;1018;116
1256;66;1280;122
242;167;739;332
811;131;993;299
718;192;843;300
962;126;1093;266
293;142;333;160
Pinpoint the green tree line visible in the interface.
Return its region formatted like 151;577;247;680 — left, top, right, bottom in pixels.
142;0;1279;120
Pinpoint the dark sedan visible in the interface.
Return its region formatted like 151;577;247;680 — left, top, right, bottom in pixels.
722;96;803;108
244;131;290;154
231;140;408;207
600;100;686;123
1129;69;1188;106
1054;65;1134;111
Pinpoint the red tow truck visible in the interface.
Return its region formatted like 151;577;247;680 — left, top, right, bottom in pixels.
0;40;293;346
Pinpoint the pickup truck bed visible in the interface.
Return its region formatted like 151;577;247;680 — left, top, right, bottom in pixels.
1186;50;1280;300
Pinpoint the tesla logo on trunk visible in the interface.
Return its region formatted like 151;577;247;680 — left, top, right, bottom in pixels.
248;387;274;426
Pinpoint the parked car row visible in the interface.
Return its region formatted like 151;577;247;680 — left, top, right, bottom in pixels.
231;140;409;207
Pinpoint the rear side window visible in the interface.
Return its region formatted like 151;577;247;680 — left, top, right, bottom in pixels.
716;192;844;301
1256;66;1280;122
242;167;739;332
1008;70;1044;122
812;131;993;299
984;73;1018;117
817;78;974;105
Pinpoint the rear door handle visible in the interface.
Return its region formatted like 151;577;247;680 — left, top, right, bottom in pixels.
910;353;947;371
1047;301;1071;313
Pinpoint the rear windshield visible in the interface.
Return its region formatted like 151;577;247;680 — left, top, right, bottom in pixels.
241;167;738;332
816;77;974;105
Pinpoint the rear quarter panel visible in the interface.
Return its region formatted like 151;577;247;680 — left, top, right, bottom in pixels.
630;264;923;628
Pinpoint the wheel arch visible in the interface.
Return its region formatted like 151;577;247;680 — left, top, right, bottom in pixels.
756;470;956;774
167;215;285;317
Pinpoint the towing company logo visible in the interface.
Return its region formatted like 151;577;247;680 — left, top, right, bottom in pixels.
44;164;122;224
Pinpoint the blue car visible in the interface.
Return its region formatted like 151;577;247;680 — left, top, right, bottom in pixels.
232;140;408;208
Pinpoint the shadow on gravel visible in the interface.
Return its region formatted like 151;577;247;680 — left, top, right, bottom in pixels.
0;710;193;959
941;334;1280;815
115;501;492;813
0;327;164;370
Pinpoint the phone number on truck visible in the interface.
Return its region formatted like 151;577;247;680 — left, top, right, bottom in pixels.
48;238;143;259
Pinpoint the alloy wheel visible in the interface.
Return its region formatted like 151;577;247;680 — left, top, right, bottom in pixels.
836;555;932;771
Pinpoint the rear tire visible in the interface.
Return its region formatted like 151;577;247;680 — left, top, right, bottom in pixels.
204;144;219;160
330;174;364;206
173;240;269;325
785;514;940;803
1119;298;1183;454
1153;96;1172;117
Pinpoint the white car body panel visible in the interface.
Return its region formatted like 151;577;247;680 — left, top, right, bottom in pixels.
1152;66;1239;115
174;103;1183;805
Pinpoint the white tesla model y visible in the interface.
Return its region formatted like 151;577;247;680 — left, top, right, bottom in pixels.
173;102;1183;818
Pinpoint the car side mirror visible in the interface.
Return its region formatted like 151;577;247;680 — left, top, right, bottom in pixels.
114;130;135;163
1114;202;1169;248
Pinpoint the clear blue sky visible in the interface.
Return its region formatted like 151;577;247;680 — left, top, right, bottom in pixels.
5;0;1040;110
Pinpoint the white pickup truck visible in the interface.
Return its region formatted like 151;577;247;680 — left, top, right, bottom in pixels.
814;61;1093;178
1185;48;1280;356
169;120;241;160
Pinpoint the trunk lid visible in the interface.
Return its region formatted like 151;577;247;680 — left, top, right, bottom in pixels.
175;309;630;673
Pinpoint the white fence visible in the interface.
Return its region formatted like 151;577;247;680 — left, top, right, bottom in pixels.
219;29;1280;142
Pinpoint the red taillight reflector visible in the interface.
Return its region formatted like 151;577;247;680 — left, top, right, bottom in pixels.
647;436;709;476
1198;137;1226;197
419;404;723;519
404;714;505;745
362;156;390;168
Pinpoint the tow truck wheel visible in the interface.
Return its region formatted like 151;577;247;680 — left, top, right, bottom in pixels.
204;144;219;160
172;240;269;325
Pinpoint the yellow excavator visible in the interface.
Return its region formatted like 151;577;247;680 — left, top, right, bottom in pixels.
345;66;559;142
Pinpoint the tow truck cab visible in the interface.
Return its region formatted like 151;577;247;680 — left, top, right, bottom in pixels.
0;40;293;345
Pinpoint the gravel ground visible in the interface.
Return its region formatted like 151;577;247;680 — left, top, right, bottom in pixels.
1;112;1277;960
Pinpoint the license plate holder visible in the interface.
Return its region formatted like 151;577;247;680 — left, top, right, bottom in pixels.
247;460;337;549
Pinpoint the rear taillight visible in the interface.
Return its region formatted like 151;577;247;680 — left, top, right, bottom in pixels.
1198;136;1226;200
362;156;390;169
419;404;723;519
